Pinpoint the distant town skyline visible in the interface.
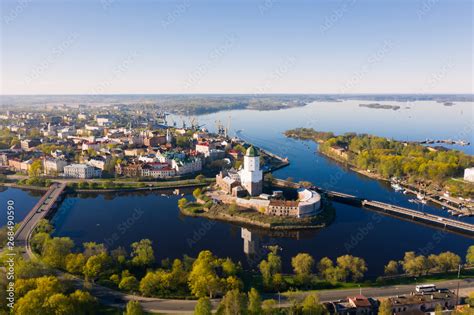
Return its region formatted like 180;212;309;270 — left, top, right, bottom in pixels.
1;0;472;95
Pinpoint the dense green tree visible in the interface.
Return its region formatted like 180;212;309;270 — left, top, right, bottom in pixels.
384;260;399;276
188;250;224;298
226;275;243;291
35;219;54;234
194;297;212;315
222;257;238;277
15;258;50;279
292;253;315;285
402;252;429;276
28;159;43;177
14;276;95;315
259;249;282;289
193;188;202;199
429;252;461;273
247;288;262;315
139;271;165;297
44;293;74;315
130;239;155;268
218;289;248;315
65;253;86;274
83;242;107;258
139;259;188;297
124;300;143;315
178;197;188;210
30;232;51;254
317;257;334;278
42;237;74;269
262;299;277;315
119;275;139;293
466;245;474;265
378;299;392;315
83;252;111;282
111;247;128;266
69;290;97;314
468;291;474;307
336;255;368;281
302;293;326;315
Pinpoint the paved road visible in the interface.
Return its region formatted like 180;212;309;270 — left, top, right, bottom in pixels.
15;183;66;250
65;277;473;314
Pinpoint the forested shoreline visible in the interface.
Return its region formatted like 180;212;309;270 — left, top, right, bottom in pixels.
285;128;474;197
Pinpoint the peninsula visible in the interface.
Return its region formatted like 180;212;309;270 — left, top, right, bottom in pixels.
285;128;474;214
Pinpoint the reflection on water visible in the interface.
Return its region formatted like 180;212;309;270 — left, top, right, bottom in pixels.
2;101;473;277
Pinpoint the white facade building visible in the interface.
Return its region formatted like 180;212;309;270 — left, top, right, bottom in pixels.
64;164;102;179
464;167;474;182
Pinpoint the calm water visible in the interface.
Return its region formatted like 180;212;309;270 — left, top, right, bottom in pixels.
1;100;473;277
0;187;41;226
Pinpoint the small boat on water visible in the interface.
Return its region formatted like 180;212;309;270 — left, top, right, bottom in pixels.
391;183;403;192
417;193;425;200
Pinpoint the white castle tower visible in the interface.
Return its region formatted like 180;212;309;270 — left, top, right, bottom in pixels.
239;146;263;196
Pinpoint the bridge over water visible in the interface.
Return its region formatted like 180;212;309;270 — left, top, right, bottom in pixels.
14;183;67;255
272;178;474;238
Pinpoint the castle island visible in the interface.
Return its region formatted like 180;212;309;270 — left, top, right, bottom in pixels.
212;146;322;219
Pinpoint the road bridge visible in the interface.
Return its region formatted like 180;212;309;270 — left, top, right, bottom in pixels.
14;183;67;254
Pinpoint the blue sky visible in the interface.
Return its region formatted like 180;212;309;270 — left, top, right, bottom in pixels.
1;0;472;94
